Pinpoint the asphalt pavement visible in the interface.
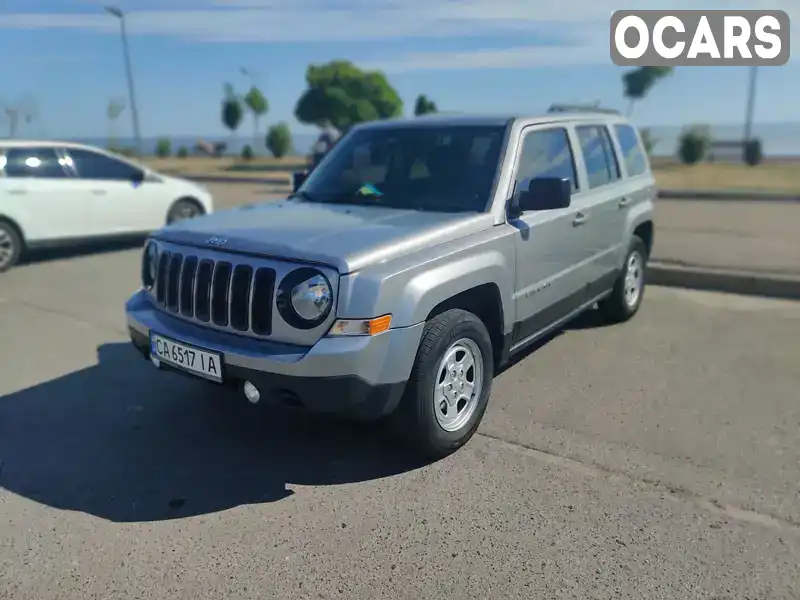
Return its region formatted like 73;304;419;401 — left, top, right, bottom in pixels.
1;237;799;599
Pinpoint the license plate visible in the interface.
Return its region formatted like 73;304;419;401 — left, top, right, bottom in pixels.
149;332;223;383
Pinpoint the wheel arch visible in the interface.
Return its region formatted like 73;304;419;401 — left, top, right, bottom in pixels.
0;215;26;246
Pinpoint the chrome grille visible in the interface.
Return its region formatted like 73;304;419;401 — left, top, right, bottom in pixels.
151;248;276;337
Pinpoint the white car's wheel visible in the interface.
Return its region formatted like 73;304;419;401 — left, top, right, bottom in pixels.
167;198;203;225
0;221;23;272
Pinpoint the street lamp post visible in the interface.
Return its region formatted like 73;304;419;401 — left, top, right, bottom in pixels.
105;6;142;154
743;65;758;143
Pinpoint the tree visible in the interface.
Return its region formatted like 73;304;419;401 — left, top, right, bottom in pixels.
155;137;171;158
243;85;268;149
622;67;673;117
414;94;438;116
294;60;403;134
1;93;38;138
266;122;293;158
221;83;244;150
677;125;712;165
106;97;126;147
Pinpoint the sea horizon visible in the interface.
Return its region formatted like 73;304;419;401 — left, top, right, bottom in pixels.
5;121;800;158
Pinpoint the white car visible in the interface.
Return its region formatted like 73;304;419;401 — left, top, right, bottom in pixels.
0;140;214;271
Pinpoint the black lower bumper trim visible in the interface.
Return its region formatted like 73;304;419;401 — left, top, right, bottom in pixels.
129;326;407;422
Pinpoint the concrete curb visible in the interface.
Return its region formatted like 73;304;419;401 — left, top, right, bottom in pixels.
178;173;292;186
658;189;800;202
647;262;800;300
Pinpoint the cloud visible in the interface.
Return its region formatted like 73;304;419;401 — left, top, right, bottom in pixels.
0;0;797;70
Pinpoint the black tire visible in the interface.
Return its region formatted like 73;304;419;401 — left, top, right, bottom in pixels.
385;309;494;460
598;235;648;323
0;221;23;273
167;198;203;225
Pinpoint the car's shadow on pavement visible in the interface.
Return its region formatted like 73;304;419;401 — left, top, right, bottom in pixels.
0;342;426;523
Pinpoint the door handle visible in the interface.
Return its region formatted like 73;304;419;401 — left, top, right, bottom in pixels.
91;190;108;196
7;189;26;195
618;197;631;207
572;212;588;226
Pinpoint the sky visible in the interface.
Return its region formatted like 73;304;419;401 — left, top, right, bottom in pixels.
1;0;798;140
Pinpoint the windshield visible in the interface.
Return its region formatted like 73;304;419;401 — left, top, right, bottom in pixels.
298;124;507;212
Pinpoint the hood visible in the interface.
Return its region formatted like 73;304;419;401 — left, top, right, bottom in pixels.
151;198;494;273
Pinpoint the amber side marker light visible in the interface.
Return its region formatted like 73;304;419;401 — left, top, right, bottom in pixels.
328;314;392;337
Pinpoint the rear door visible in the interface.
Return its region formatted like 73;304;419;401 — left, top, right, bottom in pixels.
572;123;627;295
63;147;166;235
0;146;87;243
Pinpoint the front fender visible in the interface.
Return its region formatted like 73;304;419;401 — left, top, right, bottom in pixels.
336;227;516;332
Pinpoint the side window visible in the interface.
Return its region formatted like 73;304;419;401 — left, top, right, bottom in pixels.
614;124;647;177
514;127;578;194
576;125;621;189
66;148;143;181
3;147;69;179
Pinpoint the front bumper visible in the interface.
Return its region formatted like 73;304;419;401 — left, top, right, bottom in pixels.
125;290;423;421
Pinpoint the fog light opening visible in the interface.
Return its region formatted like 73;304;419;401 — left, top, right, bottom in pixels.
243;380;261;404
150;355;161;368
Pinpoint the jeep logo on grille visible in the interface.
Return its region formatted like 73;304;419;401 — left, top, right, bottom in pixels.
205;237;227;247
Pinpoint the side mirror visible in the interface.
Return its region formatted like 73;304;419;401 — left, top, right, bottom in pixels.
292;170;309;193
513;177;572;215
131;170;145;185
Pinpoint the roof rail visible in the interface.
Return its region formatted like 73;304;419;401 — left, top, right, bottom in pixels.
547;103;620;115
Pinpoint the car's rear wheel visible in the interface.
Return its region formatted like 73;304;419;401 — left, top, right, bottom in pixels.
598;235;647;323
385;309;494;460
167;198;203;225
0;221;23;273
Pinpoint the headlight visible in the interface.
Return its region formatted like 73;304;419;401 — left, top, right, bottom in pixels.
276;268;333;329
141;240;158;289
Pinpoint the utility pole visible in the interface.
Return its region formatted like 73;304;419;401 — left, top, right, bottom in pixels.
743;66;758;143
106;6;142;154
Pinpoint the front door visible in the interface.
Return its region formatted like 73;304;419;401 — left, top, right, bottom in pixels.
509;125;593;346
63;147;165;236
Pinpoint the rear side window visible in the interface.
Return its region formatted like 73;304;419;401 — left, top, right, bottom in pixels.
66;148;144;181
514;127;578;194
576;125;620;189
614;124;648;177
3;147;69;179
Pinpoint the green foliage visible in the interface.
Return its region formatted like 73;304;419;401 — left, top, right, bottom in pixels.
177;146;189;158
294;60;403;133
106;98;125;120
266;122;293;158
241;144;254;160
623;67;674;115
414;94;438;116
244;86;268;117
155;137;171;158
677;125;712;165
639;128;657;156
743;138;763;166
221;83;244;133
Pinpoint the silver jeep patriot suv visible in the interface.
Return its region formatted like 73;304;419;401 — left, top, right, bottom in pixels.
126;107;656;459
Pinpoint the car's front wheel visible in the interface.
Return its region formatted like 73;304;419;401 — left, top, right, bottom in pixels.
387;309;494;459
167;198;203;225
0;221;23;273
